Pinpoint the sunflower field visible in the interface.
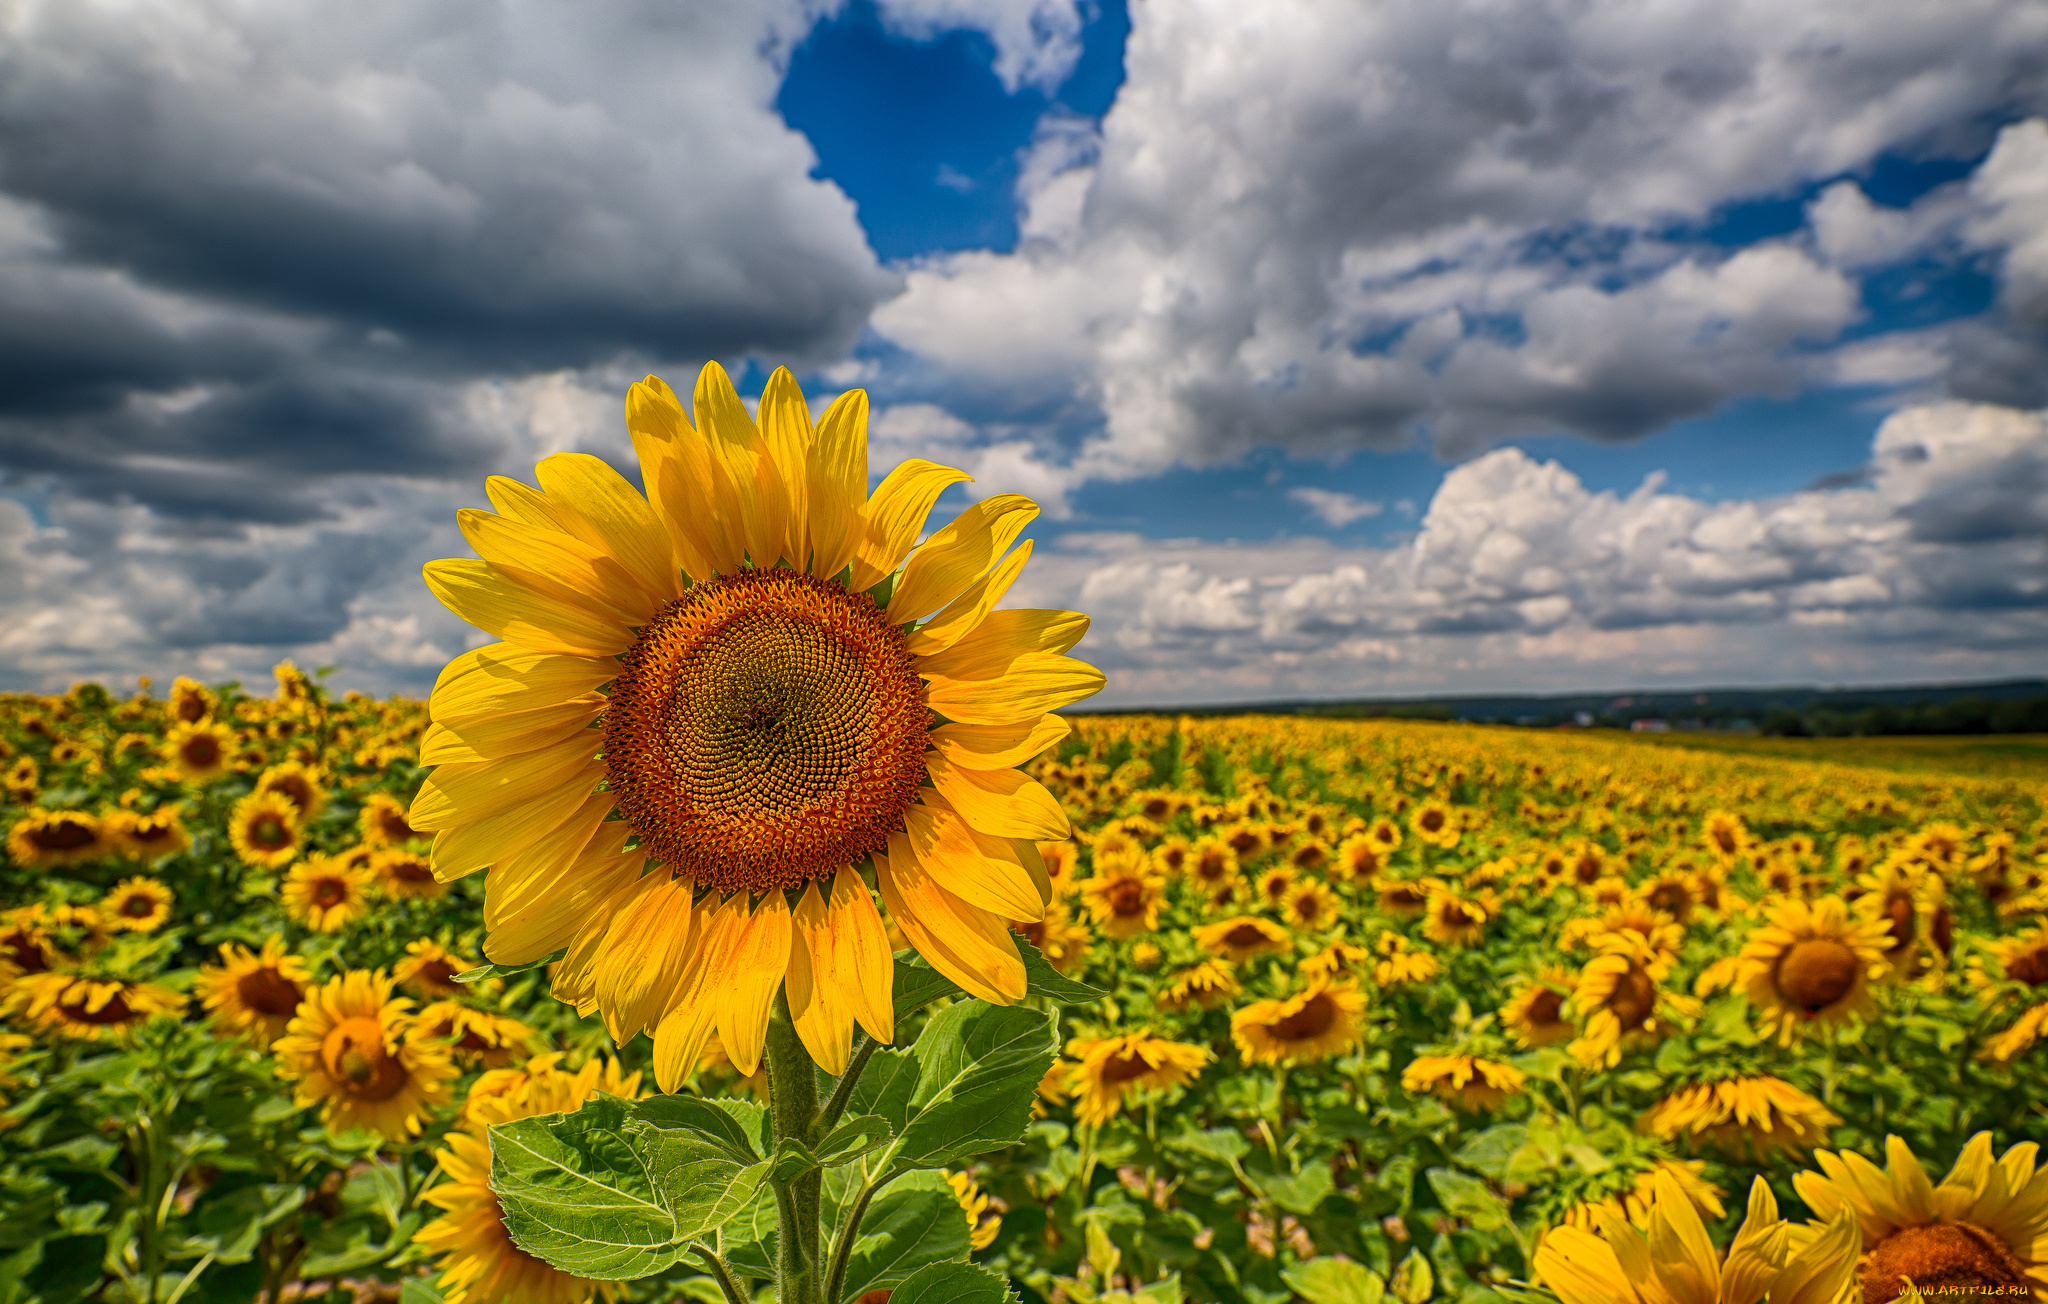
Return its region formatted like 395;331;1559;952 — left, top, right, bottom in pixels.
2;662;2046;1304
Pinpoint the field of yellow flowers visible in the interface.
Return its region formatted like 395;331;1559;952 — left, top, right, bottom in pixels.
2;664;2046;1304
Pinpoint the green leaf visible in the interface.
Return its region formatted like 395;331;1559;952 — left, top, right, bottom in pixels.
1282;1258;1386;1304
627;1120;771;1240
189;1182;307;1263
1017;936;1106;1002
454;948;565;984
488;1095;683;1280
813;1113;895;1169
1450;1125;1527;1181
771;1137;819;1182
631;1095;763;1161
895;1001;1060;1168
1246;1164;1333;1215
19;1234;106;1304
400;1278;448;1304
848;1049;919;1134
1424;1168;1510;1233
839;1170;974;1301
893;958;964;1020
888;1259;1017;1304
715;1176;779;1280
1165;1126;1251;1167
300;1215;420;1277
1389;1248;1435;1304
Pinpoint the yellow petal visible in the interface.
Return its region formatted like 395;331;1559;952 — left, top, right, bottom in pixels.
756;367;814;569
848;459;972;592
426;754;607;880
695;361;788;570
709;891;793;1078
1532;1227;1633;1304
918;608;1090;681
411;740;600;830
924;753;1070;841
652;993;719;1095
483;799;625;937
805;388;869;582
458;507;660;621
1885;1135;1935;1226
595;878;699;1044
886;494;1038;623
624;375;723;583
431;644;614;727
927;715;1073;770
420;694;603;763
533;452;683;604
1647;1170;1719;1304
903;795;1045;921
1771;1209;1861;1304
904;539;1033;657
875;835;1026;1004
925;652;1105;724
423;558;633;656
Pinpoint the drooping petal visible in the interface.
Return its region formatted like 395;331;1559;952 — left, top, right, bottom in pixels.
918;609;1090;680
594;879;699;1044
805;388;869;582
423;559;634;656
787;869;896;1075
903;796;1045;921
877;834;1026;1004
904;539;1033;657
886;494;1038;623
924;753;1071;841
1646;1170;1719;1304
925;652;1105;724
707;891;794;1078
847;460;972;592
927;715;1073;770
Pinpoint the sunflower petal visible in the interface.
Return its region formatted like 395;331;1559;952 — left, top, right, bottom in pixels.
695;362;788;570
458;508;660;621
533;453;683;604
421;694;603;763
928;715;1073;770
806;388;869;582
848;459;972;592
709;891;793;1078
431;644;614;727
887;494;1038;623
924;753;1071;841
411;740;600;830
925;651;1105;724
756;367;814;569
425;754;607;881
1532;1227;1631;1304
595;879;699;1044
625;375;723;582
876;835;1026;1004
904;538;1033;657
1647;1170;1719;1304
903;796;1045;921
919;609;1090;680
423;559;633;656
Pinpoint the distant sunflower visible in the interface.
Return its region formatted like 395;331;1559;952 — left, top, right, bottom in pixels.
1302;936;1372;981
1254;864;1297;911
1332;834;1385;886
1284;879;1340;930
1011;901;1092;977
1703;811;1751;862
358;792;426;848
1635;871;1698;923
1402;1054;1527;1111
6;807;106;869
414;1001;536;1070
419;363;1102;1084
1064;1032;1213;1126
103;877;174;932
19;973;184;1041
1796;1132;2048;1304
108;806;190;864
228;790;303;869
1285;839;1332;875
1856;858;1944;982
1373;931;1441;987
167;675;216;723
0;908;55;978
1979;926;2048;1062
1232;978;1366;1067
1561;1158;1725;1232
1152;836;1191;878
1158;959;1239;1011
1409;800;1459;850
1194;915;1291;963
395;939;476;999
255;760;327;821
1183;836;1240;895
1422;886;1491;947
1736;896;1892;1046
274;969;455;1141
1502;967;1577;1048
1586;900;1684;965
1375;876;1434;919
1079;855;1167;940
373;847;445;900
1569;935;1696;1068
1365;816;1403;855
1640;1074;1839;1159
164;720;235;784
947;1171;1004;1252
282;855;374;933
196;936;313;1045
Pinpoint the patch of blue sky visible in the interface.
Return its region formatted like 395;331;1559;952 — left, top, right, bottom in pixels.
777;0;1130;262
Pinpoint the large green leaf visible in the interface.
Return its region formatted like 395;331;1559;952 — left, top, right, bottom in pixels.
489;1095;684;1280
895;1001;1059;1168
631;1095;763;1161
1424;1168;1511;1233
837;1171;972;1302
847;1048;919;1134
888;1259;1016;1304
627;1121;770;1241
1247;1164;1333;1216
892;958;964;1020
1017;936;1106;1002
715;1176;779;1281
1282;1258;1386;1304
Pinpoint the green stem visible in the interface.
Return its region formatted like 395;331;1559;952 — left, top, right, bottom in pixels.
693;1245;750;1304
815;1033;880;1135
824;1182;882;1304
766;996;823;1304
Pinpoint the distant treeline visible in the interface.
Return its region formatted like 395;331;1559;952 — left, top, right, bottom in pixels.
1758;693;2048;738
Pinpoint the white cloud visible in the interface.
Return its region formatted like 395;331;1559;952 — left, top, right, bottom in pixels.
1288;487;1383;527
871;0;1085;94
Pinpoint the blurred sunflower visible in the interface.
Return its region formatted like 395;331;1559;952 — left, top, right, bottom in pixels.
228;791;302;869
414;1001;535;1069
19;973;181;1040
167;675;216;723
1079;855;1167;940
395;939;476;999
1587;900;1684;964
1703;810;1751;862
1562;1157;1725;1232
1037;839;1079;887
1064;1032;1213;1126
2;757;36;805
1502;967;1577;1048
1232;977;1365;1067
0;908;55;978
102;876;174;932
1796;1132;2048;1304
1409;800;1459;850
1364;816;1402;855
1193;915;1291;963
1375;875;1434;919
947;1171;1004;1252
1403;1054;1527;1111
1332;834;1384;885
282;855;375;932
1978;926;2048;1062
373;847;445;900
358;791;426;848
107;805;189;864
1569;935;1697;1068
163;719;235;784
1640;1074;1839;1160
1152;835;1190;877
1283;879;1340;930
1373;931;1441;987
1302;937;1371;981
1856;857;1945;982
1422;886;1491;947
275;969;455;1141
1183;836;1240;895
1285;839;1332;875
1254;864;1297;911
1736;896;1892;1046
255;760;327;821
1158;959;1239;1011
1635;871;1699;923
1012;902;1092;977
196;935;312;1045
6;808;107;869
418;363;1101;1084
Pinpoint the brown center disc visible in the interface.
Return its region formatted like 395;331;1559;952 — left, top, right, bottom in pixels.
604;568;929;895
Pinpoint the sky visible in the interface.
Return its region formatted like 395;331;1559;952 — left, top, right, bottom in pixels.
1;0;2045;707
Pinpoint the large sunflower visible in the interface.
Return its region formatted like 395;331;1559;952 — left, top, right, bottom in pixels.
1795;1132;2048;1304
274;969;456;1141
1736;896;1893;1046
196;935;313;1045
417;364;1102;1085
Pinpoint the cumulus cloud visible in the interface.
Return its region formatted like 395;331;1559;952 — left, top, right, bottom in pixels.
1001;401;2048;704
1289;487;1383;527
871;0;2048;492
871;0;1085;93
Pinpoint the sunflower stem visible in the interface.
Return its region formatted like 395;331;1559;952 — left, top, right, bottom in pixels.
766;994;824;1304
815;1031;879;1136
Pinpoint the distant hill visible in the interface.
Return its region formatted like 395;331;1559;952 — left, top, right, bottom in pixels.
1085;678;2048;737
